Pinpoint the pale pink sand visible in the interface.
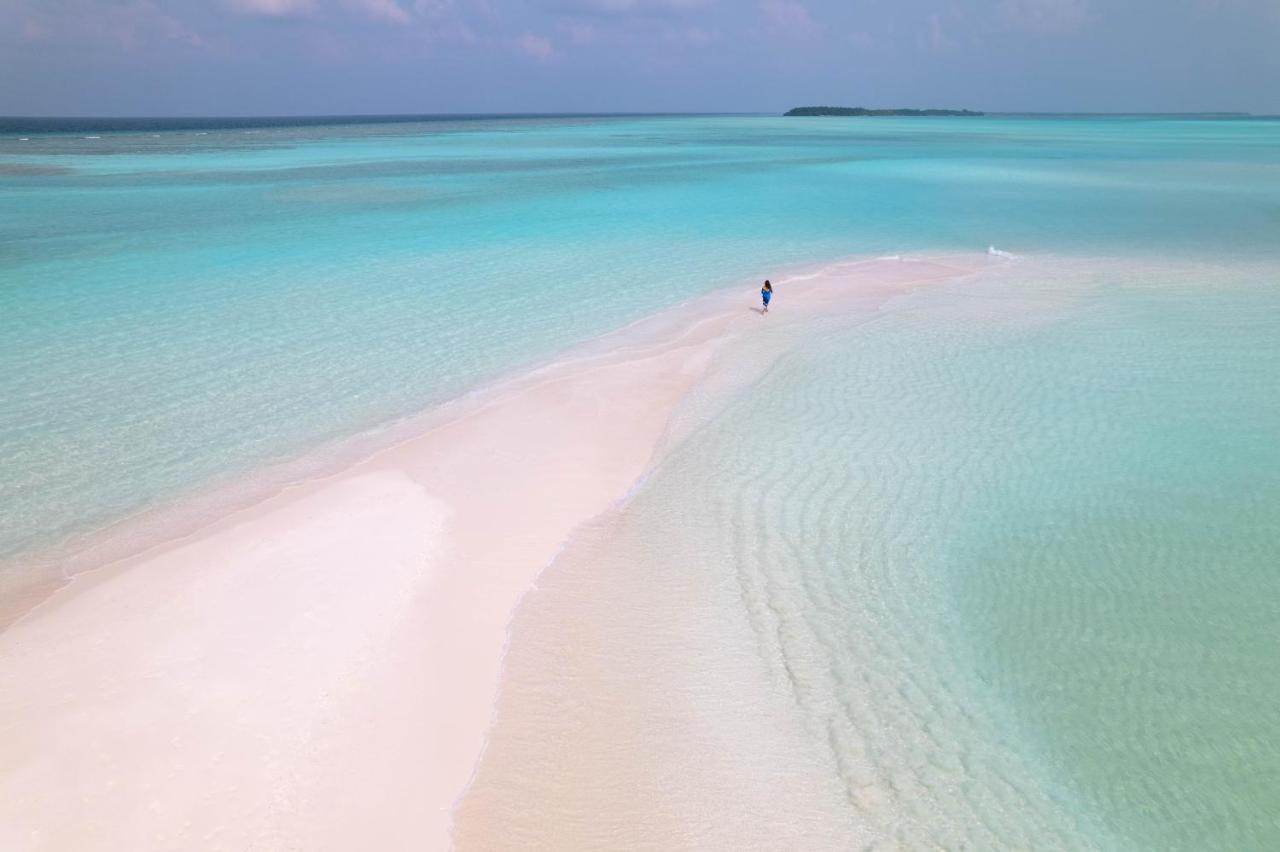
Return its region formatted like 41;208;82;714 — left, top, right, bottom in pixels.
0;255;984;850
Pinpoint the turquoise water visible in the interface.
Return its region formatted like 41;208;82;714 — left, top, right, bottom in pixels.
938;270;1280;847
704;259;1280;848
2;115;1278;562
458;257;1280;849
3;115;1280;846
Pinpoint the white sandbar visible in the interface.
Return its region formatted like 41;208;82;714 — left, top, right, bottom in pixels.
0;255;984;850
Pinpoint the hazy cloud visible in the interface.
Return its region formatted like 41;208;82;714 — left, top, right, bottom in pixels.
999;0;1091;35
515;31;555;58
925;11;953;49
346;0;411;23
226;0;315;17
2;0;1278;115
550;0;714;19
10;0;204;49
759;0;816;38
226;0;420;23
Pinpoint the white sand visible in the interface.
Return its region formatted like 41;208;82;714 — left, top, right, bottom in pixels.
0;255;984;850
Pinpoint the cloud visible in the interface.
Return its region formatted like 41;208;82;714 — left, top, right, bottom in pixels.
559;20;599;43
925;12;952;50
12;0;204;49
414;0;457;17
226;0;316;17
849;29;873;49
545;0;717;49
663;24;713;45
552;0;714;19
758;0;816;39
999;0;1092;35
227;0;411;23
516;31;555;58
404;0;498;43
346;0;411;23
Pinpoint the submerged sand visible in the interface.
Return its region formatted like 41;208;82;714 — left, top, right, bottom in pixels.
0;255;985;850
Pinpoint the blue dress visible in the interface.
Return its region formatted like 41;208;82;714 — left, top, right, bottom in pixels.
762;288;772;306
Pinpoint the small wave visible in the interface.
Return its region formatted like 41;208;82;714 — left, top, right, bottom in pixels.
877;254;902;261
988;245;1018;259
84;135;101;140
18;137;30;142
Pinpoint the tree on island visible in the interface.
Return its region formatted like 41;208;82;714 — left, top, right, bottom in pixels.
785;106;983;117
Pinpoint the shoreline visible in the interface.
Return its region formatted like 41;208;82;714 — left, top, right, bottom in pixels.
0;253;988;849
0;250;987;626
0;246;1269;630
0;265;773;628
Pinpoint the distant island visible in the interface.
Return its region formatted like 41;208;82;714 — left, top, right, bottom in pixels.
785;107;984;117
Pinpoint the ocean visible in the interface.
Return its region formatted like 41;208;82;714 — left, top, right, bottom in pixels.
3;114;1279;847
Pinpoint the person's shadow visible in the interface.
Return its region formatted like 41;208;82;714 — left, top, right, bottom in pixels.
750;307;767;315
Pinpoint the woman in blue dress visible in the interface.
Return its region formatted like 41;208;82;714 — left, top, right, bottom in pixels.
761;280;773;314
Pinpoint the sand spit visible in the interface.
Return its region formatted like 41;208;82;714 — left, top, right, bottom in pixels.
0;255;985;850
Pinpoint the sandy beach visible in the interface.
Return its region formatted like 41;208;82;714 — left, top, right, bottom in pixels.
0;255;984;850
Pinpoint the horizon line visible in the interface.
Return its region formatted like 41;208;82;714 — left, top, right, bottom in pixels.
1;110;1273;132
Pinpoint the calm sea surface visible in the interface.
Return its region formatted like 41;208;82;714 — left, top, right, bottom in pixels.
2;114;1279;847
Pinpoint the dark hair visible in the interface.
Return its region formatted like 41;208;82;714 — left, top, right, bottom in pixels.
763;280;772;291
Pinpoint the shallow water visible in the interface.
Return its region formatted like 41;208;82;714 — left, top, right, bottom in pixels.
458;257;1280;849
3;115;1280;847
3;115;1279;564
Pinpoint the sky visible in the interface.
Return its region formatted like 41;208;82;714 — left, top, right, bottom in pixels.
1;0;1278;116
